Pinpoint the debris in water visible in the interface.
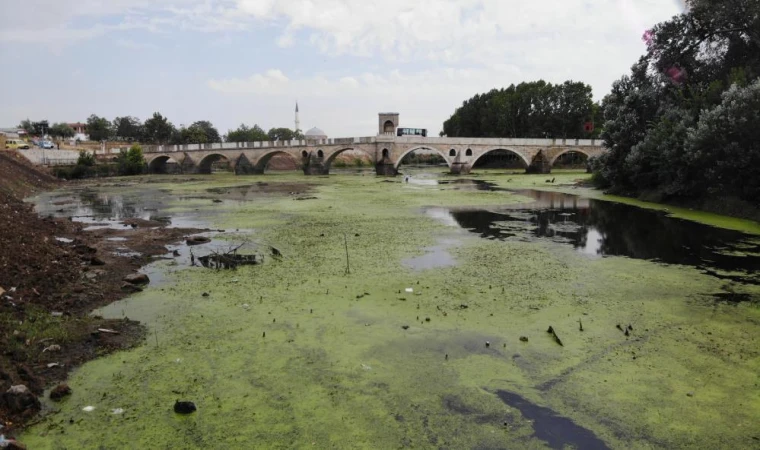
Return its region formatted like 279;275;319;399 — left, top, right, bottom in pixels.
520;336;529;342
546;326;564;346
578;319;583;332
202;292;209;297
50;383;71;401
616;324;623;332
82;406;95;412
42;344;61;353
402;325;410;330
186;236;211;246
97;328;120;334
485;341;490;348
112;408;125;415
405;288;414;293
174;400;197;414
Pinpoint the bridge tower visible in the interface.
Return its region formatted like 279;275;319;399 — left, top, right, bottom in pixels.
378;113;399;136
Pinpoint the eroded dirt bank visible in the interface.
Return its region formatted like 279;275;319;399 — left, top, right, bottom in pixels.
0;152;204;435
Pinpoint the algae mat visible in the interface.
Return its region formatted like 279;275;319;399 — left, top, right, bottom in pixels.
23;173;760;449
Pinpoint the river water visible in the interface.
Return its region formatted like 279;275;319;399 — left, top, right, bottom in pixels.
22;172;760;449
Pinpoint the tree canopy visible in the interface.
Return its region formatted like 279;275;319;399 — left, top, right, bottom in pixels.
225;124;268;142
267;127;302;141
86;115;112;142
143;112;174;144
592;0;760;205
441;80;601;139
49;123;75;139
113;116;143;142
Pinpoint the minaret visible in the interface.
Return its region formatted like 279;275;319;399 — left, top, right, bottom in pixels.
294;101;300;133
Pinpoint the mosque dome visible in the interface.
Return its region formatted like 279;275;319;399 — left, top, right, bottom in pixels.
304;127;327;140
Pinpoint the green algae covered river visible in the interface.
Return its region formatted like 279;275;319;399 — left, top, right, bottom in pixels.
24;171;760;449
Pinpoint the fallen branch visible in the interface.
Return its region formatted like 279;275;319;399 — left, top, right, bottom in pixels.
546;326;564;346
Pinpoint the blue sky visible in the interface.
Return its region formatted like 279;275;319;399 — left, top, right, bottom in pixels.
0;0;684;137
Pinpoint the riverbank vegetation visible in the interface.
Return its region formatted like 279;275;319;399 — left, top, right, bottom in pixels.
441;80;602;139
591;0;760;214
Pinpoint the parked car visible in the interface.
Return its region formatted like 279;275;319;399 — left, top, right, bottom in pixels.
5;139;30;149
40;141;55;149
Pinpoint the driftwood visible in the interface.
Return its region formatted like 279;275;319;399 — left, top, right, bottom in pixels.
198;242;261;270
546;326;564;346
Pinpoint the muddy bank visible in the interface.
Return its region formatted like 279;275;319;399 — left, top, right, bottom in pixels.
0;163;207;434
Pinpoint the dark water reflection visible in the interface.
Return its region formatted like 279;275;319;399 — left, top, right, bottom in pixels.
431;190;760;285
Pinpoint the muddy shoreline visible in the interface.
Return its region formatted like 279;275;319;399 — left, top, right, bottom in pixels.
0;161;207;436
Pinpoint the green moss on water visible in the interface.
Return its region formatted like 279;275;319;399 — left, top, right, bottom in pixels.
22;172;760;449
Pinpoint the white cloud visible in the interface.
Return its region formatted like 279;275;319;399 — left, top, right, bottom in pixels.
0;0;684;137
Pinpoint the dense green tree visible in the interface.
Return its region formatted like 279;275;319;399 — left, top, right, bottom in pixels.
267;127;299;141
225;124;269;142
86;115;112;141
143;113;174;144
49;123;75;139
189;121;221;143
441;80;597;139
76;150;96;167
113;116;143;142
117;144;146;175
593;0;760;205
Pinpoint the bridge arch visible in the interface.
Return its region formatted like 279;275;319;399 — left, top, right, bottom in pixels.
449;149;456;157
324;147;375;169
471;148;531;168
549;149;592;167
147;155;180;174
394;146;451;169
198;153;233;174
252;150;300;173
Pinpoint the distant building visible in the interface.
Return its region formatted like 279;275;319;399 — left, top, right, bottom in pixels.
0;128;22;139
304;127;327;141
67;122;88;141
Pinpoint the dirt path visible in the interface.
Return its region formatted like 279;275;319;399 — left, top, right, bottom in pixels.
0;151;205;436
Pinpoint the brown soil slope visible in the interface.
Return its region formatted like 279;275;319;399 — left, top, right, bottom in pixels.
0;152;200;435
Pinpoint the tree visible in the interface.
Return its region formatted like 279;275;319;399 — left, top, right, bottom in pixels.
113;116;143;142
86;115;112;141
143;112;174;144
49;123;75;139
225;124;268;142
76;150;96;167
267;127;298;141
117;144;146;175
18;119;33;134
592;0;760;203
189;121;221;143
441;80;595;139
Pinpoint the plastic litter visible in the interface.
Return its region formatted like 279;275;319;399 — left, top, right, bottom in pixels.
405;288;413;293
111;408;125;415
82;406;95;412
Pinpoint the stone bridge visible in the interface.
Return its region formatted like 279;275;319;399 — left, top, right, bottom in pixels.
130;135;606;176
